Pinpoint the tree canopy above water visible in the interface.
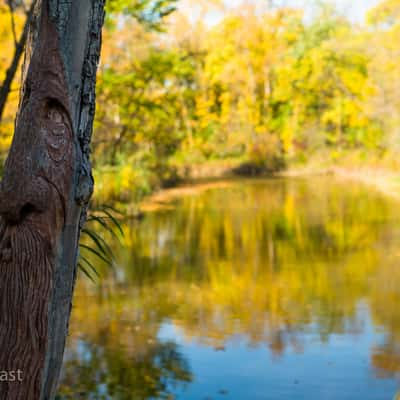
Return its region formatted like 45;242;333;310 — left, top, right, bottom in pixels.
1;0;400;198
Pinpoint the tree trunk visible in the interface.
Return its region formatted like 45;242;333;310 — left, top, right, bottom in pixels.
0;0;105;399
0;0;36;123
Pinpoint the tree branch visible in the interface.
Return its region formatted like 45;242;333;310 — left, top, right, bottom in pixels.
6;0;18;46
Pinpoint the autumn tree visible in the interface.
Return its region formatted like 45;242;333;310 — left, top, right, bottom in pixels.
365;0;400;154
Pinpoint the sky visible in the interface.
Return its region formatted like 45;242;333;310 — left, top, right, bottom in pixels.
222;0;383;23
180;0;384;28
310;0;381;22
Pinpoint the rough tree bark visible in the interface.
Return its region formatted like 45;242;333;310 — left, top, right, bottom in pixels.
0;0;105;399
0;0;36;123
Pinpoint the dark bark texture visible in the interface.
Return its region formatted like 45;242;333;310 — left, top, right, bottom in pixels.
0;0;105;399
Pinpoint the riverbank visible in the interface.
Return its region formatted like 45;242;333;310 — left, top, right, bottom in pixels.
177;153;400;199
93;153;400;218
332;167;400;200
284;167;400;201
138;163;400;215
136;167;400;218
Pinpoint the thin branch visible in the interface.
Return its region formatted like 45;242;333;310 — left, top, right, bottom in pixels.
0;0;36;122
6;0;18;46
21;0;29;14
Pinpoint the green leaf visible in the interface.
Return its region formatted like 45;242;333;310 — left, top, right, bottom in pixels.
80;243;112;266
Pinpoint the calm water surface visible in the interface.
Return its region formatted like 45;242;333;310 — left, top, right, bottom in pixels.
59;177;400;399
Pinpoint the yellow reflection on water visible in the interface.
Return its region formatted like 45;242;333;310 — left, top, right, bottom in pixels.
60;177;400;399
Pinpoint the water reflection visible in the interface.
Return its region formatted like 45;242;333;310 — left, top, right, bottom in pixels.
59;178;400;399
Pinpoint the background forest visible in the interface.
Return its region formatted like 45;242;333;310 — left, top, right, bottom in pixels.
1;0;400;205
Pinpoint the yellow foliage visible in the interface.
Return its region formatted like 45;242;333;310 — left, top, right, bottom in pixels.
0;5;25;153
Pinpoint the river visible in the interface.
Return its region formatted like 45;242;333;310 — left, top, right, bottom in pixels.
59;177;400;399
